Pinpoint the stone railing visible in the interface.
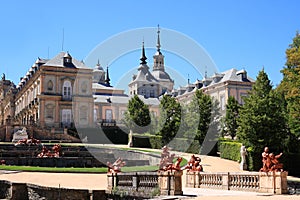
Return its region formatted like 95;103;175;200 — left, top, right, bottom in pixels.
186;171;288;194
107;171;183;197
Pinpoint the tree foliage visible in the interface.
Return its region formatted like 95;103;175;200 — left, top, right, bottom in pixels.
237;69;288;152
157;95;181;145
124;95;151;133
222;96;240;139
188;90;213;145
278;32;300;138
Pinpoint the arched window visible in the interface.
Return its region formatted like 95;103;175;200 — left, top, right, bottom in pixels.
63;80;72;100
47;80;53;91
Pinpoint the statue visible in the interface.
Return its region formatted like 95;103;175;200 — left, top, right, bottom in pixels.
183;154;203;172
240;145;247;170
158;146;183;172
15;137;41;146
12;127;28;143
260;146;284;172
159;146;175;171
1;73;5;81
1;160;5;165
37;144;61;158
107;157;126;173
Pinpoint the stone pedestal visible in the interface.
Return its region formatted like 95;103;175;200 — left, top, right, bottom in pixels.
259;171;288;194
106;173;116;192
158;171;183;196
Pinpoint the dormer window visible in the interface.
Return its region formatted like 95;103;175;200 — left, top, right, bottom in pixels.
63;52;73;66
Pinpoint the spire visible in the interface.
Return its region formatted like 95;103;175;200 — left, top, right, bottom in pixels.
105;65;111;86
140;41;147;64
156;24;161;54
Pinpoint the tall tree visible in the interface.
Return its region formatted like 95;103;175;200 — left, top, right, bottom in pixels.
124;95;151;133
237;69;288;152
157;95;181;145
188;89;213;145
222;96;240;139
278;32;300;139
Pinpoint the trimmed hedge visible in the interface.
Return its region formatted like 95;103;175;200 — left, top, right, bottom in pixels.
219;140;242;162
132;134;201;154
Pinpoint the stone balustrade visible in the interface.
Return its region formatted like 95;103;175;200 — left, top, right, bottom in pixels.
107;171;183;197
186;171;288;194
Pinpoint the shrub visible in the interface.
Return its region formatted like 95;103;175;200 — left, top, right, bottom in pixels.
219;140;242;162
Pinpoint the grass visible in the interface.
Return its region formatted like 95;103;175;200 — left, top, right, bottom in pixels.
0;165;160;173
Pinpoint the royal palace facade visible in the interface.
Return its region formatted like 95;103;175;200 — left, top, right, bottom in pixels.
0;30;255;141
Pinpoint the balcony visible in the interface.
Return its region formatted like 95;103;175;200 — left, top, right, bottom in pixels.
99;119;116;127
62;96;72;101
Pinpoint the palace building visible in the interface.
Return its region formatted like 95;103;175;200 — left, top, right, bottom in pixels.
0;28;255;141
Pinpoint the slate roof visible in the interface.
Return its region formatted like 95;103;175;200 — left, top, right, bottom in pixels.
43;52;90;69
130;64;159;84
93;94;160;105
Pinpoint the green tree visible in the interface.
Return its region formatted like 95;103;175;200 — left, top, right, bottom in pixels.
237;69;288;153
278;32;300;139
124;95;151;133
189;90;213;145
157;95;181;145
222;96;240;139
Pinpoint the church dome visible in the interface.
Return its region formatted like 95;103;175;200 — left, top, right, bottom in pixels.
152;70;172;81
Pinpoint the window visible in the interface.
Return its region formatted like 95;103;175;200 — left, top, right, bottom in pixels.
150;90;154;97
63;80;72;99
220;96;225;111
47;80;53;91
120;110;126;119
105;109;113;122
94;108;97;122
62;109;72;126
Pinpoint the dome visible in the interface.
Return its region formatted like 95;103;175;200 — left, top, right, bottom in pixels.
152;70;172;81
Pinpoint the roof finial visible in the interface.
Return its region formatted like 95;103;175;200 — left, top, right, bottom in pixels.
156;24;161;53
105;65;111;86
205;66;207;79
188;74;190;85
140;40;147;64
97;59;100;66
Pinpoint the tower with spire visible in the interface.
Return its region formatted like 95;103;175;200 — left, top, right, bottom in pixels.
152;25;165;71
128;26;174;98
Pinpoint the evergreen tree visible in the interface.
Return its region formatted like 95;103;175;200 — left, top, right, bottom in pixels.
222;96;240;139
157;95;181;145
237;69;288;152
189;90;213;145
124;95;151;133
278;32;300;138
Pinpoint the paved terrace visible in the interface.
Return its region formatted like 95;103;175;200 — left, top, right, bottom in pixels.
0;145;299;199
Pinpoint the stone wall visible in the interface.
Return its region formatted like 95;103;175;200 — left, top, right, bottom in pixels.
0;180;106;200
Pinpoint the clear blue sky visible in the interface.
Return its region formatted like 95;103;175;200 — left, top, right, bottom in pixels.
1;0;300;89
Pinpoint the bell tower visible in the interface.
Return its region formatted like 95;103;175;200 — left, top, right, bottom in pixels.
153;25;165;72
